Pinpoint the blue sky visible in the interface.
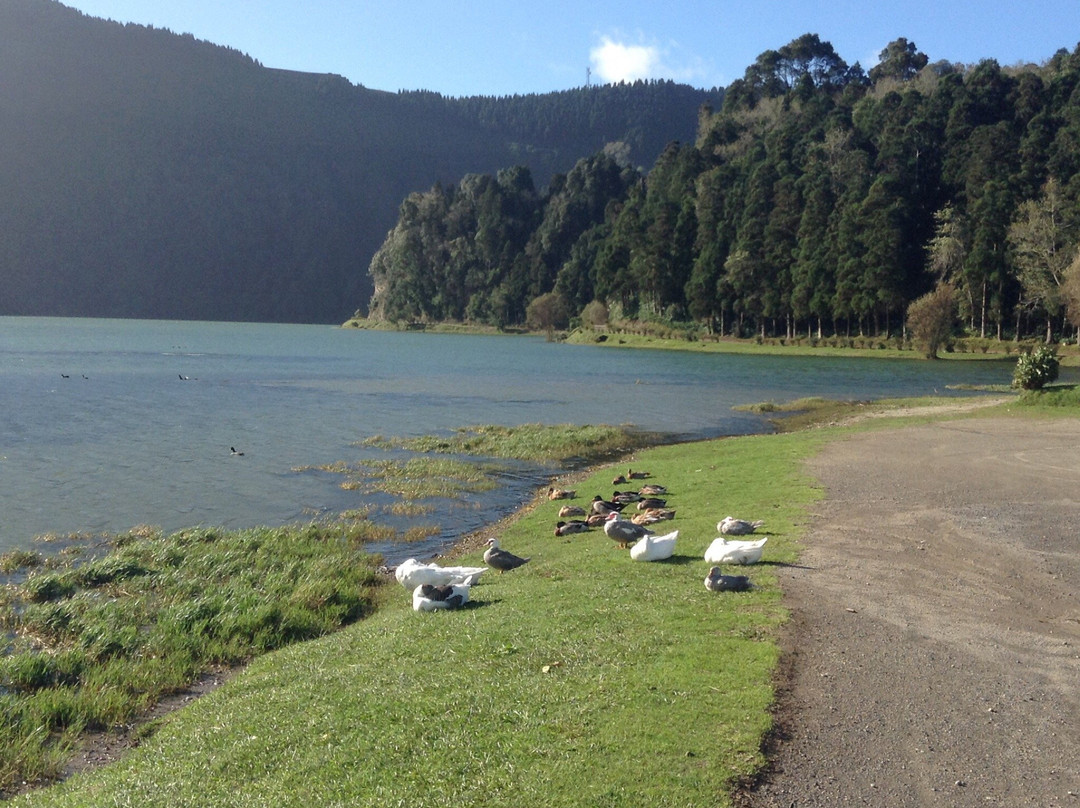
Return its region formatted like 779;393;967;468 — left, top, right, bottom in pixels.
65;0;1080;97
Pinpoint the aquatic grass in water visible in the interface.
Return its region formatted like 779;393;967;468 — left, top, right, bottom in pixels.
294;427;644;543
360;423;646;463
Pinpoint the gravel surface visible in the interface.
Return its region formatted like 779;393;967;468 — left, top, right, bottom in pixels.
736;416;1080;808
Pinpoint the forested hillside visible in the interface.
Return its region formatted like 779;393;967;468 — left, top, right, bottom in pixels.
367;35;1080;343
0;0;718;323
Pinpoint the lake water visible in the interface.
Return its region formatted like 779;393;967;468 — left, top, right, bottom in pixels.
0;317;1051;562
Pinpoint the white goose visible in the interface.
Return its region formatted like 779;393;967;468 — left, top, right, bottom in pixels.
412;583;471;612
628;529;679;562
395;558;487;590
704;536;768;565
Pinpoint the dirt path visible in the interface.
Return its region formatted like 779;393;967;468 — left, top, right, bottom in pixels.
737;416;1080;808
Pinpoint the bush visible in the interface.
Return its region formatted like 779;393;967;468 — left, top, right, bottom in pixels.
906;283;956;358
1012;345;1060;390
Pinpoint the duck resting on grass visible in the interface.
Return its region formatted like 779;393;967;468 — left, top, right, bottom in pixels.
394;558;487;590
603;511;654;549
548;487;576;500
412;583;471;611
717;516;765;535
638;483;667;496
558;504;587;518
628;528;679;561
590;495;625;516
704;566;752;592
554;520;590;536
704;536;768;565
631;507;676;525
483;537;530;573
636;497;667;510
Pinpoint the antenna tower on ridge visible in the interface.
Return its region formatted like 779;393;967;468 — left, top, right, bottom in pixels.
586;66;591;87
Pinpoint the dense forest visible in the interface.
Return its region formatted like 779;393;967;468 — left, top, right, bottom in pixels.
367;35;1080;343
0;0;719;323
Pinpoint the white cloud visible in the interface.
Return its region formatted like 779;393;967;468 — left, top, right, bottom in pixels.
589;34;717;87
590;36;662;83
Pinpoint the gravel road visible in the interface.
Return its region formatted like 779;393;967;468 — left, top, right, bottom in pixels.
736;416;1080;808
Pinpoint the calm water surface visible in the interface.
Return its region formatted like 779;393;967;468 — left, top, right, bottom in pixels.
0;317;1051;561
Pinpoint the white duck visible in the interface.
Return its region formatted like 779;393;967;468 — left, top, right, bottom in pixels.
717;516;765;535
394;558;487;590
412;583;471;611
704;566;752;592
603;511;653;548
629;529;679;561
704;536;768;565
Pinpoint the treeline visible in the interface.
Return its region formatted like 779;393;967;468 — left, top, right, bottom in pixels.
0;0;717;323
366;34;1080;342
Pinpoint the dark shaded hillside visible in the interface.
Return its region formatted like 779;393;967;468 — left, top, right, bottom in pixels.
0;0;720;323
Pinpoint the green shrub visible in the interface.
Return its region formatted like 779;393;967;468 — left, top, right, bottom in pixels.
1012;344;1060;390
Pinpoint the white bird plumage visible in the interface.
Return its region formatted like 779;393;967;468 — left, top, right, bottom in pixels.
412;583;471;612
717;516;765;535
704;536;768;565
395;558;487;590
628;529;679;561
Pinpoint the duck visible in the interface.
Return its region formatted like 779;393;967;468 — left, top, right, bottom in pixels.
612;473;628;485
585;513;609;527
548;487;577;501
590;495;625;516
483;537;530;573
627;468;651;479
230;446;245;456
611;490;642;505
602;512;653;548
629;529;679;561
394;558;487;590
636;497;667;510
558;504;587;518
412;583;471;611
717;516;764;535
638;483;668;496
704;536;768;565
554;520;590;536
704;566;752;592
631;507;676;525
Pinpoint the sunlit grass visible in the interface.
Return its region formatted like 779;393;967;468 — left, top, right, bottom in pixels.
359;423;650;463
1017;383;1080;407
0;523;385;795
13;429;830;807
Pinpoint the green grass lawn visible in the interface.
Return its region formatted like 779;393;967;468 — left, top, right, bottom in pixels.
13;428;831;808
20;395;1070;807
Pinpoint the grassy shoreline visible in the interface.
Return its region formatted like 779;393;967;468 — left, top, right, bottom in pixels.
12;395;1077;806
343;316;1080;366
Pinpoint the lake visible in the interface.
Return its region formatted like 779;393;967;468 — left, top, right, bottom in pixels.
0;317;1048;562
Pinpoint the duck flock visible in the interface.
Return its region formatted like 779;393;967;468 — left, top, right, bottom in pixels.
394;466;768;611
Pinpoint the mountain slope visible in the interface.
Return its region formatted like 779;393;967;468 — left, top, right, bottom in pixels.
0;0;719;322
